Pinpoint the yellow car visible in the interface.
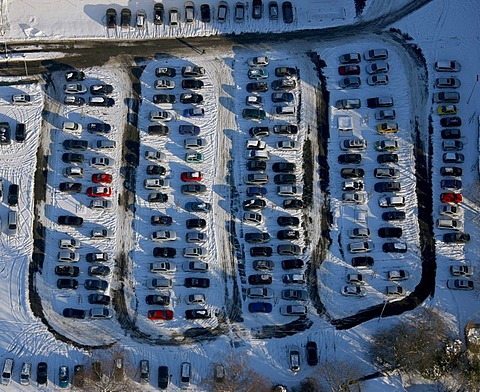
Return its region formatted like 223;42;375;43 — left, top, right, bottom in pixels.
437;105;457;115
377;122;398;134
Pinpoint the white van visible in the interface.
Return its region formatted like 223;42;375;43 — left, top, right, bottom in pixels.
180;362;191;386
20;362;31;385
1;358;14;385
7;210;17;234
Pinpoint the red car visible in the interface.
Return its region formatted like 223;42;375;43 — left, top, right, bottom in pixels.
338;65;361;75
92;173;113;183
441;193;462;204
148;309;173;320
87;186;112;197
181;171;203;182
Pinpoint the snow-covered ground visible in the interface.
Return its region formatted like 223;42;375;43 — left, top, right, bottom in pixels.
0;0;478;391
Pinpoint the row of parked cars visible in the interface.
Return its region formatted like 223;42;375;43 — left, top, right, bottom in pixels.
62;71;115;107
105;1;293;29
431;60;473;291
238;57;308;316
54;71;117;319
140;63;215;322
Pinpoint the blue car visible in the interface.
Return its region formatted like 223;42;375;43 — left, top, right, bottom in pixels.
246;186;267;197
248;302;273;313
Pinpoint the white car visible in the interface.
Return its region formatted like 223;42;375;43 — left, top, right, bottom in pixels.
439;205;462;217
145;151;166;161
185;138;207;149
90;199;112;209
58;251;80;262
186;293;206;305
341;285;366;297
90;228;114;239
348;227;370;239
243;212;264;225
386;286;405;296
435;60;461;72
182;261;209;272
247;287;274;299
436;219;463;231
340;139;366;151
280;305;307;316
375;110;396;120
59;239;81;249
183;247;207;258
342;181;364;191
12;94;31;104
277;185;302;197
346;273;365;285
151;230;177;241
367;75;389;86
90;308;113;319
62;122;82;132
366;61;389;74
246;139;266;150
90;157;114;168
388;270;410;281
150;110;174;122
144;179;170;189
154;79;175;89
276;140;298;150
342;192;367;204
450;265;473;277
248;56;269;67
348;241;374;253
147;277;173;289
186;232;207;243
63;83;87;94
150;261;176;273
246;95;263;107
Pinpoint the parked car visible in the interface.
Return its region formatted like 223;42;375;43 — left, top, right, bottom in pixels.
378;227;403;238
278;245;301;255
248;302;272;313
282;1;293;23
341;285;366;297
447;279;473;290
277;216;300;227
184;278;210;288
364;48;388;61
341;168;365;179
247;288;274;299
435;60;461;72
248;274;272;285
382;242;407;253
338;65;360;75
441;117;462;127
339;76;361;89
306;342;318;366
443;232;470;244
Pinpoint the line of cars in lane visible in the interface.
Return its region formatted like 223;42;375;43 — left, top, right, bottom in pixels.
63;71;114;107
139;63;216;323
238;56;308;317
432;60;472;291
335;49;414;298
54;71;117;319
105;1;293;29
338;48;389;89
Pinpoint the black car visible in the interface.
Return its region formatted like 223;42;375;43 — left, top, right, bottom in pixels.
306;342;318;366
88;294;111;305
37;362;48;385
63;308;86;319
181;184;207;194
185;309;211;319
62;153;84;164
283;199;303;209
186;218;207;229
15;123;26;142
154;3;164;24
146;294;170;306
57;278;79;289
58;215;84;226
147;165;167;176
382;211;406;221
8;184;18;206
245;232;271;243
440;167;462;176
443;232;470;244
281;258;304;269
185;277;210;288
59;182;82;193
441;128;461;139
87;122;111;133
151;215;173;226
277;230;300;240
179;125;201;135
338;153;361;164
366;96;393;108
378;227;403;238
382;242;407;253
182;79;204;90
250;247;273;257
253;260;274;271
180;93;203;104
341;168;365;179
90;84;114;95
277;216;300;227
88;265;111;277
375;182;401;192
247;160;267;171
351;256;374;268
200;4;211;22
275;67;298;77
55;265;80;277
84;279;108;291
120;8;131;27
65;71;85;82
248;274;273;285
440;116;461;127
73;365;85;388
153;247;176;258
282;1;293;23
89;96;114;107
252;0;263;18
106;8;117;28
148;193;168;203
63;139;88;150
274;174;296;184
377;153;398;164
148;125;170;135
158;366;169;389
153;94;176;104
272;162;296;173
272;92;294;103
273;124;298;135
246;82;268;93
249;126;270;137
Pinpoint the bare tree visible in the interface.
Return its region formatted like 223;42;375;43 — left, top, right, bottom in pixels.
316;360;362;392
202;353;271;392
81;346;142;392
